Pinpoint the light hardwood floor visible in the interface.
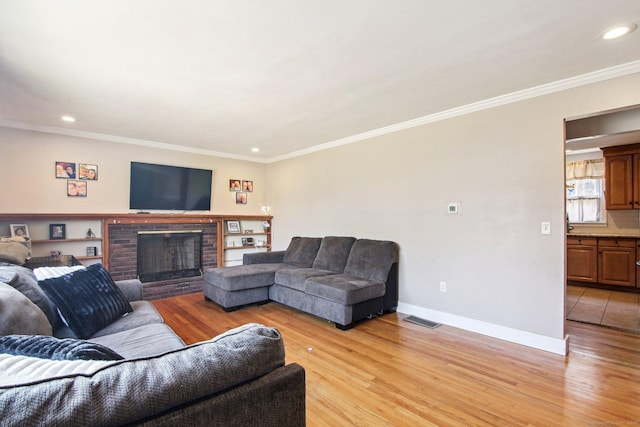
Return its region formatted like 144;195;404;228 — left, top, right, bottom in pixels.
153;293;640;426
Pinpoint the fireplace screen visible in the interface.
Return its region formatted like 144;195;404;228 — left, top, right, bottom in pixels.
137;230;203;282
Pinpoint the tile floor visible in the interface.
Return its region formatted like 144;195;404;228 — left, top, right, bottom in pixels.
567;285;640;333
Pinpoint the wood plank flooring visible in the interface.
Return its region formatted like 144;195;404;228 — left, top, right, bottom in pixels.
153;293;640;426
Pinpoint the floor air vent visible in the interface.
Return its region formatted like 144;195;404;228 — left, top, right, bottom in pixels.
403;315;441;329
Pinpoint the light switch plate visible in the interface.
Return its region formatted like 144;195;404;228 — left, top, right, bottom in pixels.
447;203;459;214
541;221;551;235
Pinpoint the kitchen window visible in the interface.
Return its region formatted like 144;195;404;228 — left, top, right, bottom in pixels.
566;159;605;224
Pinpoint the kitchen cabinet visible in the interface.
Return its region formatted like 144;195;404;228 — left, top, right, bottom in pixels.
566;237;597;282
602;143;640;210
597;238;636;287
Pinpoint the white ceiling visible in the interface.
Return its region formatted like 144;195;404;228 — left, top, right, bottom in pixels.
1;0;639;162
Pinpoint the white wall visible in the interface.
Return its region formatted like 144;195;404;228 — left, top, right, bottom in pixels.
267;72;640;354
0;127;268;215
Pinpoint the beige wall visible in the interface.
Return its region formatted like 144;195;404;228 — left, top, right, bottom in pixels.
2;72;640;353
0;127;268;215
268;72;640;353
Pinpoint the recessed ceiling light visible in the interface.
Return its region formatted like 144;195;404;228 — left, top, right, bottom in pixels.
251;148;260;153
61;115;76;122
602;23;637;40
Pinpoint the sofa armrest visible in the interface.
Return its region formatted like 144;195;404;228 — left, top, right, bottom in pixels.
243;251;285;265
115;279;143;302
134;363;306;426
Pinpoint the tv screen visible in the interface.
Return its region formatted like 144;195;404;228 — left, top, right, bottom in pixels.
130;162;212;211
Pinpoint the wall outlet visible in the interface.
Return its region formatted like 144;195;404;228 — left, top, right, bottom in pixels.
439;281;447;292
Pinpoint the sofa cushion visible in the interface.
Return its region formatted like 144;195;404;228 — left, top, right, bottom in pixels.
0;323;285;426
38;264;133;339
312;236;356;272
204;263;288;291
274;267;334;292
0;265;62;331
0;335;123;361
0;282;52;336
283;237;322;267
88;323;185;358
344;239;399;283
305;274;386;305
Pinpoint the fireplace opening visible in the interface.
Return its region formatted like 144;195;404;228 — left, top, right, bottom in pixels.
137;230;203;282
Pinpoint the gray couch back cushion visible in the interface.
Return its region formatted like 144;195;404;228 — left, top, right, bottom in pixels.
312;236;356;273
344;239;399;283
283;237;322;267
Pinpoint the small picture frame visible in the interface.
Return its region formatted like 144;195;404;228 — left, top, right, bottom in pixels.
236;192;247;204
226;220;241;233
242;180;253;192
55;161;76;179
86;246;97;256
79;163;98;180
241;237;254;246
50;224;66;240
229;179;241;191
10;224;29;238
67;180;87;197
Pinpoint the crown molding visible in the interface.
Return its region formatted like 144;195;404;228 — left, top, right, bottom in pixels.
266;60;640;163
2;60;639;164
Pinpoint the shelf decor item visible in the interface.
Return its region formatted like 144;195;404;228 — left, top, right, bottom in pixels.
49;224;66;240
226;220;241;233
9;224;29;238
87;246;97;256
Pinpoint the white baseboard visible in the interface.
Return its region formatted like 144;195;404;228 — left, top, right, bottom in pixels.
397;302;569;356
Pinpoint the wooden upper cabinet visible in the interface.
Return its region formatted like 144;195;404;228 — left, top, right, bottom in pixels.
604;155;633;209
602;143;640;210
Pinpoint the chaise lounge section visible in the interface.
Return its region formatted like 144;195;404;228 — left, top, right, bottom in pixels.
203;236;399;329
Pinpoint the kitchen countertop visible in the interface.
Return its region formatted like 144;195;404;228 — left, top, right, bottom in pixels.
567;233;640;238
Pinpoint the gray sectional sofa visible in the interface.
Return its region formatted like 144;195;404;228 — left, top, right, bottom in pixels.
0;263;305;426
204;236;399;329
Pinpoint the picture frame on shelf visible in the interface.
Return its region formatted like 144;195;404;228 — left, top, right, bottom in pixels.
241;237;254;246
49;224;66;240
86;246;97;256
226;220;241;233
10;224;29;238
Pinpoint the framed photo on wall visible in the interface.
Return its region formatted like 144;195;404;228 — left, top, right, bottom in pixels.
242;180;253;192
55;161;76;179
79;163;98;180
67;180;87;197
229;179;241;191
49;224;66;240
236;192;247;204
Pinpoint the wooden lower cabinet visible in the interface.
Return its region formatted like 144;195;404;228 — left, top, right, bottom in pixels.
566;237;597;282
597;239;636;287
568;236;639;289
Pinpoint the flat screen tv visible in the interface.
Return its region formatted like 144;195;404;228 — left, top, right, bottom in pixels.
129;162;212;211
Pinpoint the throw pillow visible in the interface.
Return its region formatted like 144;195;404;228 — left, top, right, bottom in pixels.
0;282;53;336
0;265;63;331
0;335;123;361
0;236;31;265
38;264;133;339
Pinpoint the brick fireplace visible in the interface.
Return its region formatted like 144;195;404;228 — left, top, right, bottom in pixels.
107;221;218;300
